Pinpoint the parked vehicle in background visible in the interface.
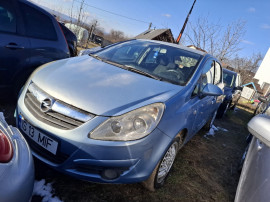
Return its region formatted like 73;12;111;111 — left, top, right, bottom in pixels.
16;39;223;191
59;22;77;56
235;99;270;202
216;68;242;118
0;0;69;97
78;46;102;56
65;23;89;45
0;112;34;202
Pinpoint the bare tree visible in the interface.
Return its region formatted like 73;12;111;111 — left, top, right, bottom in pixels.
183;16;246;61
218;20;246;61
183;17;221;56
106;29;128;43
227;53;263;84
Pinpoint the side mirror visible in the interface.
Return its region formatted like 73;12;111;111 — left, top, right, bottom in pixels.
248;114;270;147
258;96;267;103
201;83;223;97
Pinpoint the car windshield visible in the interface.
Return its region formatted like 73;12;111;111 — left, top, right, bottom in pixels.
223;71;236;88
93;40;202;86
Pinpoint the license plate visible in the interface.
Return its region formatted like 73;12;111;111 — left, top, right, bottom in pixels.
19;116;58;155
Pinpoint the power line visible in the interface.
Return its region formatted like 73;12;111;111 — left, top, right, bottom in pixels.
73;0;150;24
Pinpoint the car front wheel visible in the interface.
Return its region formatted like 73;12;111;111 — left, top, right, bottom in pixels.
142;139;179;191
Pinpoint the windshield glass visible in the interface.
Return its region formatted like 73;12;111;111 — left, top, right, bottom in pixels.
94;40;202;86
223;71;236;88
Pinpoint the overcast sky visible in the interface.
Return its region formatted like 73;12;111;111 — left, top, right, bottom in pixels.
31;0;270;58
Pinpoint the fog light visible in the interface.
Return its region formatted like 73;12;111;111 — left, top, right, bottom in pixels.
102;169;119;180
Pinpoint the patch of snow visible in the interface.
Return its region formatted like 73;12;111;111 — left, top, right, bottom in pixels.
204;125;218;138
33;179;62;202
212;125;218;131
204;125;229;139
217;127;228;132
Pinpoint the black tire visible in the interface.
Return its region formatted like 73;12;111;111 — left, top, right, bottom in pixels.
216;102;230;119
142;138;180;191
203;110;217;131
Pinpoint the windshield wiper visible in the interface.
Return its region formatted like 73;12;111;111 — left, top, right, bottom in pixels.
124;65;161;81
89;56;161;81
89;54;104;61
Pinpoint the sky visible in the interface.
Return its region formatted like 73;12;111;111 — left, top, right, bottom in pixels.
31;0;270;58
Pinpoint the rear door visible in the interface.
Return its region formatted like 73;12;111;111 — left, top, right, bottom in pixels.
0;1;30;91
18;1;69;68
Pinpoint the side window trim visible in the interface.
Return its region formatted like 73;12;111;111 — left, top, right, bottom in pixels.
214;61;222;85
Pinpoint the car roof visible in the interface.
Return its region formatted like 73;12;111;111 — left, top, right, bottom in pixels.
223;68;238;75
135;39;207;56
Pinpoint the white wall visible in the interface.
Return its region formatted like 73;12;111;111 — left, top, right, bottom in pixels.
254;48;270;87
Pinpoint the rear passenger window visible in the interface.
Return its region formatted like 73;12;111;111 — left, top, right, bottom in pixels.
20;3;57;40
0;2;16;33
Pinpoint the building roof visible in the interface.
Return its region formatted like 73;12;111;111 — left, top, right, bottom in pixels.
134;29;174;43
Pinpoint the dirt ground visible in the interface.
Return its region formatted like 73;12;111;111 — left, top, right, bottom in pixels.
0;101;253;202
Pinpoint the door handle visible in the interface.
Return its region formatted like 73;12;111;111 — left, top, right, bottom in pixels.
5;43;24;50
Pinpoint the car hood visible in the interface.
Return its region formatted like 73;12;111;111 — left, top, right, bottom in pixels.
32;56;182;116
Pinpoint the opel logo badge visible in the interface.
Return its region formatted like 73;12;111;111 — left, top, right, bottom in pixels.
40;98;53;112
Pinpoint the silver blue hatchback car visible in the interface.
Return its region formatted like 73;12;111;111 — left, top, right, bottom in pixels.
16;39;223;190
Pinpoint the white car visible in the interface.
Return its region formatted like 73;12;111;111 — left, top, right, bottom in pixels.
0;112;34;202
235;97;270;202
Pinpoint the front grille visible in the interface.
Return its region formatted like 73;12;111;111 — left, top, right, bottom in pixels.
24;83;94;130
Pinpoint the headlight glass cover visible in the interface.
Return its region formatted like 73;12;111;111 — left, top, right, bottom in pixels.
89;103;164;141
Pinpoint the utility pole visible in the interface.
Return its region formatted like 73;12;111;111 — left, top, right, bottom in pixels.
176;0;197;44
148;22;152;30
89;20;97;41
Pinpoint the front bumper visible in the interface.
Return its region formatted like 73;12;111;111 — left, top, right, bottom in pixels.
16;99;172;184
0;113;34;202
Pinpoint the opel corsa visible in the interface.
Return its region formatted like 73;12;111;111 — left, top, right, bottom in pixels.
16;39;223;190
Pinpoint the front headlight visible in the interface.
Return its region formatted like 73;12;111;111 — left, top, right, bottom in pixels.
89;103;164;141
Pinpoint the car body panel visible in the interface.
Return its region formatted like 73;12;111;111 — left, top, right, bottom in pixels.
0;112;34;202
235;115;270;202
